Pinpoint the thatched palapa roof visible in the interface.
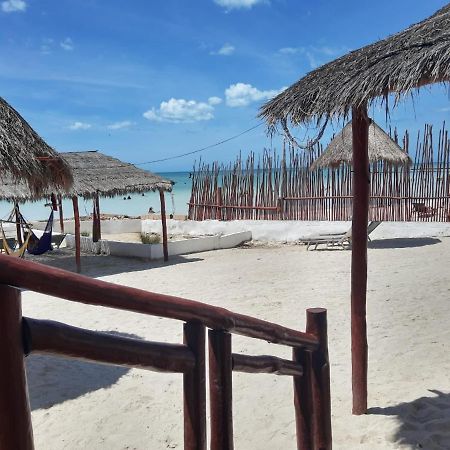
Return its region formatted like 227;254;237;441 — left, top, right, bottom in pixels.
0;97;73;194
260;4;450;130
59;151;173;199
310;120;411;170
0;151;172;201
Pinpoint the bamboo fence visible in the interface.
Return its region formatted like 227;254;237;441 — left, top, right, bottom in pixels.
188;123;450;222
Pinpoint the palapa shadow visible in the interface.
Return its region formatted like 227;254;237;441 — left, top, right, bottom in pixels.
26;249;203;277
368;237;441;249
368;390;450;449
26;331;141;410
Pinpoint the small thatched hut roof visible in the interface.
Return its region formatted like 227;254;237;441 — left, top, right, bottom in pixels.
59;151;173;199
0;97;73;194
0;151;172;202
310;120;411;170
260;4;450;129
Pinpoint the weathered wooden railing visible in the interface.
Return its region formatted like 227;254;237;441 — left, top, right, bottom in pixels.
0;254;331;450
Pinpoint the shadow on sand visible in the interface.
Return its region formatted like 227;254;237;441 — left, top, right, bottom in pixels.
369;237;441;249
26;331;141;410
368;390;450;449
26;249;203;278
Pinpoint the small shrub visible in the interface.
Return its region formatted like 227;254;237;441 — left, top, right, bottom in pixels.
140;232;161;244
81;231;90;237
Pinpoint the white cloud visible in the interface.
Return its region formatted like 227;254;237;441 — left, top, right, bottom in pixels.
107;120;134;130
143;98;215;123
438;106;450;112
211;43;235;56
69;121;91;130
225;83;285;107
1;0;27;13
214;0;267;10
40;38;54;55
208;96;222;105
278;45;349;69
60;37;74;51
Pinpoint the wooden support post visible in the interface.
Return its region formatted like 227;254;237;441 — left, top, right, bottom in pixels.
0;285;34;450
183;322;206;450
72;196;81;273
209;330;233;450
92;193;101;243
14;202;23;247
306;308;332;450
57;194;64;233
216;187;222;221
351;106;370;415
293;347;313;450
159;189;169;262
50;193;58;211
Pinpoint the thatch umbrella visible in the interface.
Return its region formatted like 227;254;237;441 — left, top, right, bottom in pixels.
0;97;72;194
310;120;412;170
260;3;450;416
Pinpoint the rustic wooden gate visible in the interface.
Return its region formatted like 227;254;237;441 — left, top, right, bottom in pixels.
0;255;331;450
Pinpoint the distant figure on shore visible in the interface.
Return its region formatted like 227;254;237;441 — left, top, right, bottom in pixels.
127;196;131;200
148;207;155;214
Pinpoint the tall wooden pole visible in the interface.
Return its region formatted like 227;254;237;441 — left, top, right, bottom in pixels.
159;189;169;262
57;194;64;233
92;193;101;243
351;105;370;415
50;193;58;211
72;196;81;273
14;202;23;247
0;285;34;449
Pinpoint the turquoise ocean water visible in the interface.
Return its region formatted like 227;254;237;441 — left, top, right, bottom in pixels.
0;172;193;221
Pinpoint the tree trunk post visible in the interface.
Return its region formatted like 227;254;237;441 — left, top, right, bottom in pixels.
306;308;332;449
209;329;233;450
183;321;206;450
58;194;64;233
72;196;81;273
351;105;370;415
0;285;34;450
14;202;23;247
159;189;169;262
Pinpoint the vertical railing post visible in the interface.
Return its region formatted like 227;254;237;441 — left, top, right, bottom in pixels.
293;347;313;450
184;321;206;450
306;308;332;450
0;285;34;450
209;330;233;450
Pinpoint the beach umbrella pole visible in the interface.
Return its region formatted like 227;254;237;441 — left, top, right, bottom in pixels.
351;105;370;415
58;194;64;233
159;189;169;261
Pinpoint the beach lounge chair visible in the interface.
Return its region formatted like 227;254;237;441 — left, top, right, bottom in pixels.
301;221;382;250
51;233;67;249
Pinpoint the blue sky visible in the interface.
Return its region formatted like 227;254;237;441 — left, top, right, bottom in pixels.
1;0;449;172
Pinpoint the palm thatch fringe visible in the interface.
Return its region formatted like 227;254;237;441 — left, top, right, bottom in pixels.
260;4;450;131
0;97;73;194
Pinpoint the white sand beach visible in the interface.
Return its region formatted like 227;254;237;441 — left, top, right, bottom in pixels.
23;226;450;450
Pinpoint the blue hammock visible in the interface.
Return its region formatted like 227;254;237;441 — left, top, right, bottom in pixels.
19;210;54;255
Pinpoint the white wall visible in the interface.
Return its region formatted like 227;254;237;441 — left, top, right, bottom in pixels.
142;219;450;242
33;218;142;235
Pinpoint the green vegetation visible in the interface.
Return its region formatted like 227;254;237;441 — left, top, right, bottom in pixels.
140;232;161;244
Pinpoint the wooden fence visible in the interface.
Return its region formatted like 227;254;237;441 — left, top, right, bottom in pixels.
0;254;331;450
188;123;450;222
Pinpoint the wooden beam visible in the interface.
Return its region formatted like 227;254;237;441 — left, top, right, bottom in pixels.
24;318;195;373
0;285;34;450
92;193;101;243
14;202;23;247
351;105;370;415
57;194;64;233
209;330;233;450
183;321;206;450
72;196;81;273
159;189;169;261
0;255;319;349
232;354;303;377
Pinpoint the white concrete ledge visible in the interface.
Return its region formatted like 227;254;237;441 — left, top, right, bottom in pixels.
65;231;252;260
